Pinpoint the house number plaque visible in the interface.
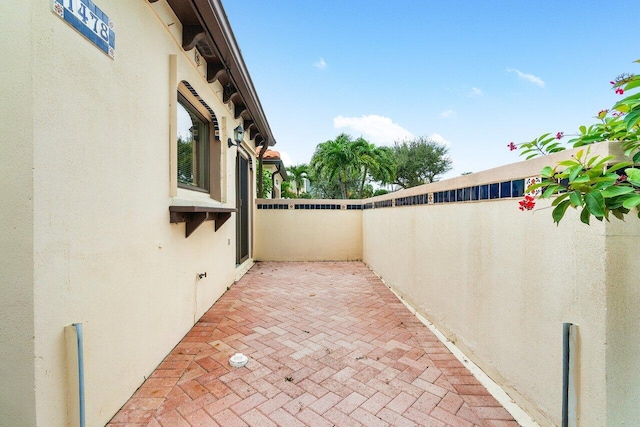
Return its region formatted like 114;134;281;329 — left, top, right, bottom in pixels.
52;0;115;59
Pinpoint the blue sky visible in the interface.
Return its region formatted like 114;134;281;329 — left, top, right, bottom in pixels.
223;1;637;177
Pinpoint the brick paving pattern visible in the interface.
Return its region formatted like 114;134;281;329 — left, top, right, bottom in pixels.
109;262;519;426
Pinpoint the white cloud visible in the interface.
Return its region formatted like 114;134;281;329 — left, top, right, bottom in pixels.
428;133;451;147
440;109;456;118
506;68;545;87
333;114;414;145
314;58;327;70
278;151;292;167
469;87;483;97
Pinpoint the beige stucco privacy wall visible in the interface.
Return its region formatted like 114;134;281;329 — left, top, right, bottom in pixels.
362;142;640;426
0;2;37;426
251;142;640;425
254;201;363;261
0;1;265;426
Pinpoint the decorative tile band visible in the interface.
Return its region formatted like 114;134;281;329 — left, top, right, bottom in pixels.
181;81;220;140
256;177;536;210
257;203;363;210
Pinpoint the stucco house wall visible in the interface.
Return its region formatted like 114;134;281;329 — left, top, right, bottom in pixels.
1;1;265;425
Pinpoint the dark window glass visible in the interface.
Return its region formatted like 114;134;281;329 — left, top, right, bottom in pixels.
177;95;209;191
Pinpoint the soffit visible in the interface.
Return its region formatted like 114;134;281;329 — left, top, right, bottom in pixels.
151;0;275;147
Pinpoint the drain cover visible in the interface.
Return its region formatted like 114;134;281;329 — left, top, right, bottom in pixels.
229;353;248;368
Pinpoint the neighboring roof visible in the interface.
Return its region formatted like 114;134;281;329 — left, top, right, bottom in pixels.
151;0;275;147
263;150;281;160
260;149;288;180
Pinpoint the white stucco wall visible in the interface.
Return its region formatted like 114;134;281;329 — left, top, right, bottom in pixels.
363;198;608;425
255;202;362;261
1;1;253;425
0;2;37;426
361;143;635;425
251;143;639;424
604;218;640;424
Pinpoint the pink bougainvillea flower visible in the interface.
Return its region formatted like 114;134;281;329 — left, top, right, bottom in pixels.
612;111;626;117
518;195;536;211
615;88;624;95
610;81;616;85
507;142;517;151
556;132;564;140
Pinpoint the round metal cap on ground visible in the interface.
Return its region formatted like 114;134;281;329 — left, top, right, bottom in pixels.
229;353;248;368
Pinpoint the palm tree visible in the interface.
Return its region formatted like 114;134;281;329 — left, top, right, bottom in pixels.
311;134;362;199
287;164;309;197
311;134;398;199
354;143;396;198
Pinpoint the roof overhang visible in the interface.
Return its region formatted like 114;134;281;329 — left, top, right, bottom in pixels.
262;158;288;181
150;0;275;147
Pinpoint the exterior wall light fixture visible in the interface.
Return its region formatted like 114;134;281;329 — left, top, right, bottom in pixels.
228;125;244;148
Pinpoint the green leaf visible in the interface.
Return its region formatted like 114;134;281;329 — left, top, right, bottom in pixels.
580;206;591;225
590;155;615;169
601;186;635;198
569;191;582;206
607;162;633;174
542;185;563;198
571;175;590;184
579;125;587;134
552;192;571;206
568;166;583;182
622;194;640;209
611;209;625;221
526;182;546;193
552;200;571;224
558;160;580;167
625;168;640;186
624;109;640;130
624;79;640;90
585;192;605;218
540;166;553;178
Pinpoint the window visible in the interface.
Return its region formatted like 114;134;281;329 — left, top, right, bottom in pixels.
177;93;210;192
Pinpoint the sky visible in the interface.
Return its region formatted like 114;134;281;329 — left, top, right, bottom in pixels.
222;0;637;178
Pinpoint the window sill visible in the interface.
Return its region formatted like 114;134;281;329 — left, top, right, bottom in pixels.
169;205;235;238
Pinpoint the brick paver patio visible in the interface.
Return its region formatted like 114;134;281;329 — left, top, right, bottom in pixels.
109;262;519;426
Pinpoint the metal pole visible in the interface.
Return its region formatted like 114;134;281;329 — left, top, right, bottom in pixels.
73;323;86;427
562;322;572;427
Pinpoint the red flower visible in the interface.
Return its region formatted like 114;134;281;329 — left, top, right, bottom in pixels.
507;142;517;151
556;132;564;140
616;174;627;184
518;195;536;211
615;88;624;95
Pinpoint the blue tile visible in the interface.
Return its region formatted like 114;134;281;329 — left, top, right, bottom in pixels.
500;181;512;198
463;187;471;201
512;179;525;197
471;186;479;201
490;183;499;199
480;184;489;200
